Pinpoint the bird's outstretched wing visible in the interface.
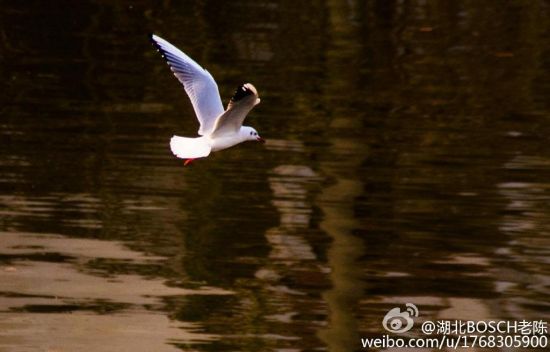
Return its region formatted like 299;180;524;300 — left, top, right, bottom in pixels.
211;83;260;138
150;34;224;136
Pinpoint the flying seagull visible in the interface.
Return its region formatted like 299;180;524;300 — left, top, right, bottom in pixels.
150;34;264;166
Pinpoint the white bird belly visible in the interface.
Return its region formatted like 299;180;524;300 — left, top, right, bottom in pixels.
210;135;243;152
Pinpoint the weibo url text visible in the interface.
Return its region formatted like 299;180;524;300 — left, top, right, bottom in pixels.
361;335;548;349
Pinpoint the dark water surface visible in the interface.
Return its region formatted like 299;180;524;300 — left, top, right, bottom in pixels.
1;1;549;351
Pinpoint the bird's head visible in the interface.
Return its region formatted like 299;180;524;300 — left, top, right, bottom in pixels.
242;126;265;143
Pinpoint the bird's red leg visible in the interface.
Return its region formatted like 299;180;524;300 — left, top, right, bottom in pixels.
184;158;195;166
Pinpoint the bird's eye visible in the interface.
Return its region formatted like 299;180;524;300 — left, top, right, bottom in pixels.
254;132;257;136
250;131;253;136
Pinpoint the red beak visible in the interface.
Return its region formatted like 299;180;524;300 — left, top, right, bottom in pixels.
257;137;266;144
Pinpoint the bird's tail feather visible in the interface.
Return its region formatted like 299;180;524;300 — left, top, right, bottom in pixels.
170;136;211;159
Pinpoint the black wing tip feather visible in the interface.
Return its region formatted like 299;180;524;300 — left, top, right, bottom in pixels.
149;34;172;67
149;33;162;51
231;84;254;102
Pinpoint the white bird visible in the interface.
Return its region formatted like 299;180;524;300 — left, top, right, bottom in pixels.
150;34;264;166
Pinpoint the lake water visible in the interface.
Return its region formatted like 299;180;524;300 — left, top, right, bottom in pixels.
1;1;549;351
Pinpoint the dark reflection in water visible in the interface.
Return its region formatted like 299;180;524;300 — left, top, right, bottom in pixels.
1;1;549;351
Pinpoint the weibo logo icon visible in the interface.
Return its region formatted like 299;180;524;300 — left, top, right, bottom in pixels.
382;303;419;333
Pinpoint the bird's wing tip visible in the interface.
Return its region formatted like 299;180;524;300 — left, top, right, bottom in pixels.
230;83;258;103
149;33;161;50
